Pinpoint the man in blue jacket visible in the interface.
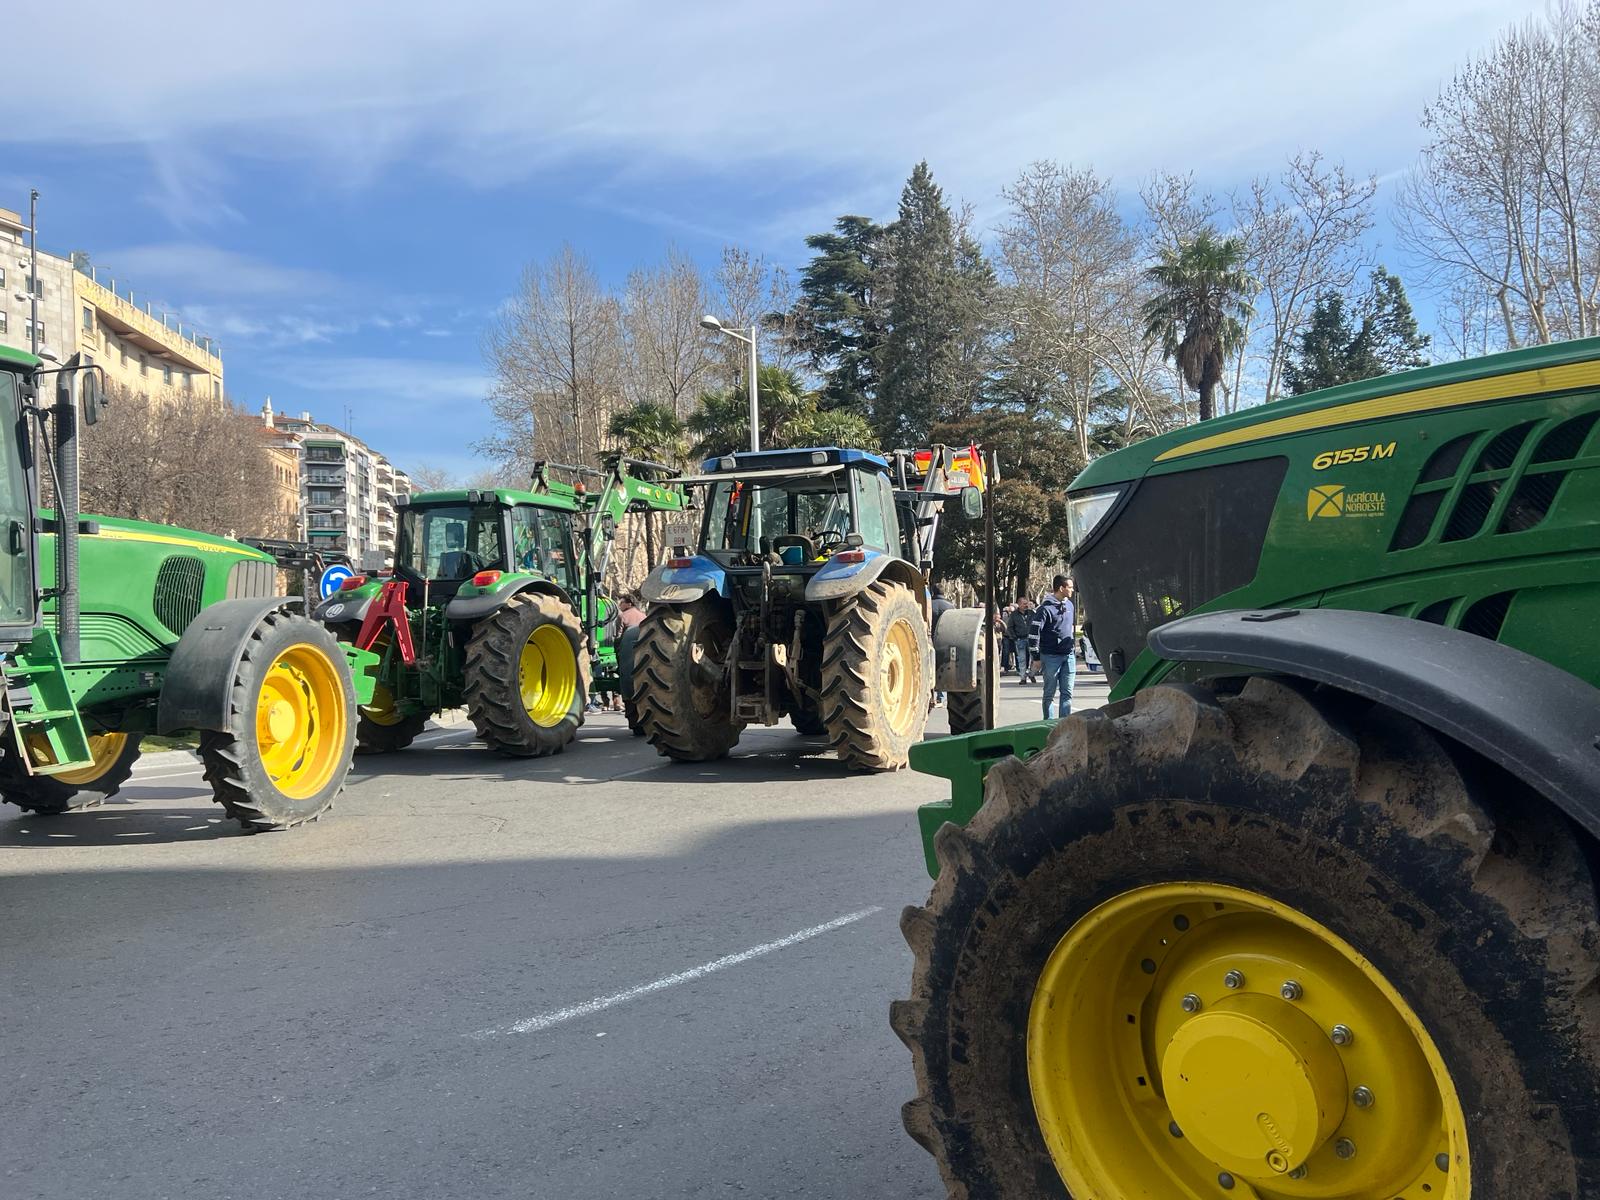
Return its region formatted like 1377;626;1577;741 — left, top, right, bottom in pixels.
1028;575;1076;720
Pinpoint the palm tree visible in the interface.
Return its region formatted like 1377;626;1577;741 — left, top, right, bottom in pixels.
607;401;686;566
1142;231;1256;421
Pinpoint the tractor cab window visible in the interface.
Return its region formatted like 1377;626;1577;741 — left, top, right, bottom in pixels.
398;503;503;581
703;470;854;563
852;470;900;553
0;371;32;629
510;506;574;590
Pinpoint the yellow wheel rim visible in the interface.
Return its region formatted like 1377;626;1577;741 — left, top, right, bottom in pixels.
879;617;922;736
255;643;346;800
1028;883;1469;1199
50;732;131;786
519;624;577;728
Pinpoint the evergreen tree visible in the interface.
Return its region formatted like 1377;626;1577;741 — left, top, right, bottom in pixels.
1284;268;1431;395
686;366;877;458
878;162;994;446
794;216;889;411
1142;230;1255;421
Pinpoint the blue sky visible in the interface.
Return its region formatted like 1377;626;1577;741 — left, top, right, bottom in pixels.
5;0;1541;479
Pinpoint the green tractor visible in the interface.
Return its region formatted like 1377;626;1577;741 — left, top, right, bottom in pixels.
312;457;684;755
629;445;992;769
0;347;375;829
897;339;1600;1198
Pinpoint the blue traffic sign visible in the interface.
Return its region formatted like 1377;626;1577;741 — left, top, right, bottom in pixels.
318;563;355;599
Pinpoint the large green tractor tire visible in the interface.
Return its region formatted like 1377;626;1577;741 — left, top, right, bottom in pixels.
0;731;143;815
820;580;931;771
463;591;589;757
633;599;743;761
200;611;357;831
895;678;1600;1199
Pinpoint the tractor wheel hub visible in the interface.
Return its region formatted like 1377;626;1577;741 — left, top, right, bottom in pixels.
265;699;297;743
1162;992;1347;1177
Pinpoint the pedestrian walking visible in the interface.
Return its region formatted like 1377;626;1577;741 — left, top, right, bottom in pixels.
997;605;1015;674
1005;596;1035;683
1028;575;1076;719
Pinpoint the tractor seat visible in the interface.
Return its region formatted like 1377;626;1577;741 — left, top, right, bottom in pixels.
772;535;817;565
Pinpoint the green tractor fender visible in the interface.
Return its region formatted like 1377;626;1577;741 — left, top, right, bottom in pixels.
311;582;381;628
444;573;574;624
931;607;985;693
1149;607;1600;837
157;596;310;734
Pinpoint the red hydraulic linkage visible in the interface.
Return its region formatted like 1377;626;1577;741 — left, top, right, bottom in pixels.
354;578;417;665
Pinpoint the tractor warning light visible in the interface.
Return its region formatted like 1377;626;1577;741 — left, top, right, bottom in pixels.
339;574;368;591
472;570;503;588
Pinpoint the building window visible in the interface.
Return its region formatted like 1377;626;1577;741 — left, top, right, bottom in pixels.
26;320;44;342
213;380;222;402
24;275;43;299
81;305;93;332
0;312;6;335
120;343;128;366
102;331;110;352
140;354;148;377
182;373;191;392
0;267;5;288
162;363;172;386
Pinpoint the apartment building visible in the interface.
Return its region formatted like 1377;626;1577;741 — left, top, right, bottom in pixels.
265;404;412;570
0;204;224;401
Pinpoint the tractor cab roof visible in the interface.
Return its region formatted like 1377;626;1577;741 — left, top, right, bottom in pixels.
402;486;583;513
679;447;890;486
0;345;40;372
1073;335;1600;491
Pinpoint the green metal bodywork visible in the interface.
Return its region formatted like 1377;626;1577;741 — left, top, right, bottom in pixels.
0;351;374;775
912;337;1600;875
338;459;686;721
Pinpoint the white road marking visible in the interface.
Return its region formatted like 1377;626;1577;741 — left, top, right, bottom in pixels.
471;906;883;1039
125;768;203;783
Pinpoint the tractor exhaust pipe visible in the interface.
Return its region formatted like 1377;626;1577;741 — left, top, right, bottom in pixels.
53;370;81;663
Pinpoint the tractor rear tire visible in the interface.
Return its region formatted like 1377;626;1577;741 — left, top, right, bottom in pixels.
633;599;742;761
790;703;828;736
895;678;1600;1199
820;580;931;771
200;611;356;831
0;732;143;815
463;591;589;757
946;641;999;736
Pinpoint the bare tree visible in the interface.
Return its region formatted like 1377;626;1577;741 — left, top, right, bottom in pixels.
481;245;623;476
713;246;805;381
996;161;1137;457
1232;153;1376;406
621;247;715;420
79;387;291;540
1398;4;1600;348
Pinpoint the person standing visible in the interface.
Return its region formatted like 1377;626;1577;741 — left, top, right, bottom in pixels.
1005;597;1034;684
1029;576;1076;719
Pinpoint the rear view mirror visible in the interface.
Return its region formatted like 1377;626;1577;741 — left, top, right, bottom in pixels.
960;485;984;520
81;370;105;426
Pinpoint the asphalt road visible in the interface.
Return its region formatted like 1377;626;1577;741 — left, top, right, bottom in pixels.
1;670;1109;1200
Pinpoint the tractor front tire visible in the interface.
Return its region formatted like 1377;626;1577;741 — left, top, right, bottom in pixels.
633;600;742;761
896;678;1600;1199
0;731;143;815
464;591;589;757
820;581;931;770
355;710;429;754
199;611;356;831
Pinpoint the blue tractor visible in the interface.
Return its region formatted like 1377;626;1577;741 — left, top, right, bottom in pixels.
628;446;991;770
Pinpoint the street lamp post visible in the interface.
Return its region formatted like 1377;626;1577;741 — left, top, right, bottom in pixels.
700;314;759;452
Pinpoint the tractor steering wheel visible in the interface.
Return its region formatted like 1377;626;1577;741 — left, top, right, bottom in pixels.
814;528;848;552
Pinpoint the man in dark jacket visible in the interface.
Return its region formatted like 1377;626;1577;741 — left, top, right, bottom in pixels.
1005;597;1035;683
1028;575;1076;719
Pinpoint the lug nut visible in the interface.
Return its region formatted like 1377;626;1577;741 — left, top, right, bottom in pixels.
1436;1152;1451;1172
1265;1151;1289;1174
1280;980;1303;1001
1217;1171;1235;1190
1334;1137;1357;1160
1223;970;1244;989
1288;1165;1308;1180
1330;1023;1354;1047
1168;1121;1183;1138
1181;993;1202;1013
1352;1085;1374;1109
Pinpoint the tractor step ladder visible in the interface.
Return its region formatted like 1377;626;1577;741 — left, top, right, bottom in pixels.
4;628;93;773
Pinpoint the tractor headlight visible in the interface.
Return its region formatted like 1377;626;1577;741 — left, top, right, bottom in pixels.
1066;485;1126;556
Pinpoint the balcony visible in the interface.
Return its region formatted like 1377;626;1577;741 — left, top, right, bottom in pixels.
75;267;223;373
